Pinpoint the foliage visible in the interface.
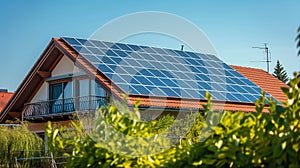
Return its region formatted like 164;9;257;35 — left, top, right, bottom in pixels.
0;124;44;168
273;60;289;83
46;100;205;167
46;75;300;167
166;75;300;167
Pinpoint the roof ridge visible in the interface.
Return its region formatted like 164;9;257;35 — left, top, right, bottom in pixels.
60;37;210;55
229;65;266;72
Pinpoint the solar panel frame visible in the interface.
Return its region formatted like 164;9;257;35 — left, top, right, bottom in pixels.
62;37;277;103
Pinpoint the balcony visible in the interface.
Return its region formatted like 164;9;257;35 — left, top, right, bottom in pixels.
23;96;108;120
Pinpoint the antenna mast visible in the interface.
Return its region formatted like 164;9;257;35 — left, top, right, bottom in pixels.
252;43;271;73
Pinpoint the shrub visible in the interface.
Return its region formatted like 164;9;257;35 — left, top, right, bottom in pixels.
46;75;300;167
0;125;43;168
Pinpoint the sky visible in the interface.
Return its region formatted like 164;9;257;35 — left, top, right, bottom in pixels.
0;0;299;92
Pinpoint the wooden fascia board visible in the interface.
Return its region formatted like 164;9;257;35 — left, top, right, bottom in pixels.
37;71;51;78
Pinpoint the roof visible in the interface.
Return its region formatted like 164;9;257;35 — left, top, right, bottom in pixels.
0;92;14;113
0;38;273;122
62;37;275;103
230;65;288;102
57;38;269;112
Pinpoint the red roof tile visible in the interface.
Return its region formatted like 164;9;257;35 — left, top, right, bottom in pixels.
0;92;13;113
230;65;288;102
128;96;268;112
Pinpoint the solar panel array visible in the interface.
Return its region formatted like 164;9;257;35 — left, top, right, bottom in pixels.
62;37;274;103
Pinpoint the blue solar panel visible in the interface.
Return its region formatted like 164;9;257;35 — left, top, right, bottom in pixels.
62;37;276;103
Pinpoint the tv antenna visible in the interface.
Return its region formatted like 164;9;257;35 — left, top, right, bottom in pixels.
252;43;271;73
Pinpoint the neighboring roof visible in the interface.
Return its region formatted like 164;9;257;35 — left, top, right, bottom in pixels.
0;38;273;122
230;65;288;102
0;92;14;113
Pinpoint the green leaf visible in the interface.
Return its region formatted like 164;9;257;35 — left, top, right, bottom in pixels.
87;156;94;167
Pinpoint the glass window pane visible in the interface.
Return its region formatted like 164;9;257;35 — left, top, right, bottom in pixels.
63;82;73;98
91;80;106;97
79;79;89;97
51;83;62;100
63;82;74;112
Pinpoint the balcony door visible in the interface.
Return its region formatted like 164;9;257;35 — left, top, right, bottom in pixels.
49;78;107;113
91;80;107;108
50;81;74;113
74;79;107;111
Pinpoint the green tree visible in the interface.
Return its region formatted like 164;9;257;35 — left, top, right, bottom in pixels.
0;124;44;167
273;60;289;83
46;77;300;168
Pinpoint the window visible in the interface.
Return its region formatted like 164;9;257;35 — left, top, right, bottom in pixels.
49;78;108;113
50;81;74;113
90;80;107;109
91;80;106;97
78;79;90;97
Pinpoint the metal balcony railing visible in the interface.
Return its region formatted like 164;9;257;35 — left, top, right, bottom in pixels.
23;96;108;119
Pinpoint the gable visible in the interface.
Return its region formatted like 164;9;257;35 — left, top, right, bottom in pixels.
52;55;83;77
31;55;86;103
0;39;75;122
0;38;120;122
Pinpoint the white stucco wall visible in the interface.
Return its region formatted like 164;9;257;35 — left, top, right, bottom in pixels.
31;82;48;103
30;55;84;103
52;55;82;77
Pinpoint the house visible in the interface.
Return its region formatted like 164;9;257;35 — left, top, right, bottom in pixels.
230;65;288;102
0;37;286;133
0;89;14;114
